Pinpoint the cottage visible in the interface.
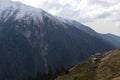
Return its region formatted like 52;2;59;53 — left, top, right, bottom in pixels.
92;53;102;63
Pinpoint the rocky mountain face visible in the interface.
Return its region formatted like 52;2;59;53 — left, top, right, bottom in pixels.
56;49;120;80
0;0;117;80
102;34;120;47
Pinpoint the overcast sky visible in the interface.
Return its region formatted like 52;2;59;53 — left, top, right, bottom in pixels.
12;0;120;36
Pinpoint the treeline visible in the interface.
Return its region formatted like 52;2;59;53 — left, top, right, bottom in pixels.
18;64;69;80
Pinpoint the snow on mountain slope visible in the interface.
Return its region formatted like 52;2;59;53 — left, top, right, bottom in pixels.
0;0;44;22
0;0;96;31
0;0;11;10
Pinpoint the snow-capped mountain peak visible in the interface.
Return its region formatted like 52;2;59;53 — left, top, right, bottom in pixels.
0;0;45;22
0;0;12;10
0;0;101;33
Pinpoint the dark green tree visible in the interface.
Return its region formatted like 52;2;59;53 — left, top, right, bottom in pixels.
59;64;65;75
47;64;53;80
35;71;43;80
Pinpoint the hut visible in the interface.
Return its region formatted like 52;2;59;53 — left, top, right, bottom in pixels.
92;53;102;63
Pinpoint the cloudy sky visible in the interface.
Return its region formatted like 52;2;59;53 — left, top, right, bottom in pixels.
12;0;120;36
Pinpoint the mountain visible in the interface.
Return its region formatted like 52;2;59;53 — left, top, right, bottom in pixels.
102;34;120;47
0;0;116;80
56;49;120;80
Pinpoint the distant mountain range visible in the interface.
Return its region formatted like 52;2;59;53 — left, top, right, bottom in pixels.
0;0;119;80
102;34;120;47
56;49;120;80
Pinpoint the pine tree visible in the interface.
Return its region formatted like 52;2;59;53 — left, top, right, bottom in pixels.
35;71;42;80
47;64;53;80
59;64;65;75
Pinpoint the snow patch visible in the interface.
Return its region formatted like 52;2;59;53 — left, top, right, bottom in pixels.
0;0;44;22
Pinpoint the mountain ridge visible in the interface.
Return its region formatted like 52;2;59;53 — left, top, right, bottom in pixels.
56;49;120;80
0;0;118;80
102;33;120;47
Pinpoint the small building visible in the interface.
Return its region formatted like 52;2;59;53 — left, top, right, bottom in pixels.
92;53;102;63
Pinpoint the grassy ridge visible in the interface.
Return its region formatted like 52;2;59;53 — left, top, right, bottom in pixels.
56;49;120;80
56;59;97;80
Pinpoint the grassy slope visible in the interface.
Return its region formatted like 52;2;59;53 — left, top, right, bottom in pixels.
56;49;120;80
96;49;120;80
56;59;97;80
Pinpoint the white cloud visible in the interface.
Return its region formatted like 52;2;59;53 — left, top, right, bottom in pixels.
48;7;62;15
101;0;120;4
86;19;120;36
12;0;47;8
116;21;120;27
48;0;78;6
